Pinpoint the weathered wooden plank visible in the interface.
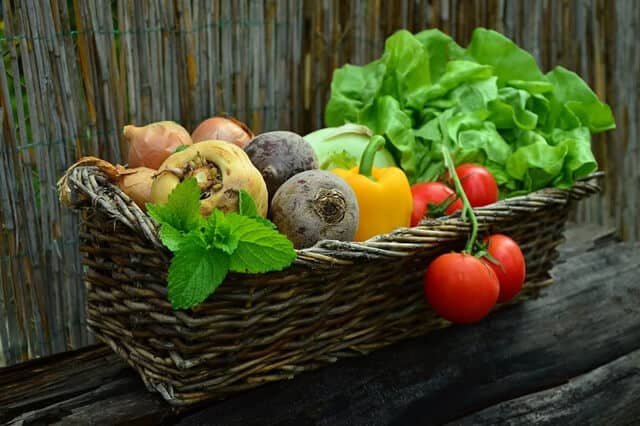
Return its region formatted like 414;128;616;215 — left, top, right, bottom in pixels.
177;241;640;426
11;378;169;426
553;223;617;261
289;0;302;132
1;230;638;425
0;346;125;420
450;348;640;425
0;346;168;425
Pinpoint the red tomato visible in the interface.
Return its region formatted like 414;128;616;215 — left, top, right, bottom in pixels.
410;182;463;226
423;253;499;324
449;164;499;207
483;234;526;303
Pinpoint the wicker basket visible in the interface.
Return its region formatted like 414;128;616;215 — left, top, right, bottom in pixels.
60;164;601;406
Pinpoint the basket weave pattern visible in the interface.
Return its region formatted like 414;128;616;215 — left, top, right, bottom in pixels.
64;165;601;406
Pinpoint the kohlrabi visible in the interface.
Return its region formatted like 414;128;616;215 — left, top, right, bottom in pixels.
303;124;397;171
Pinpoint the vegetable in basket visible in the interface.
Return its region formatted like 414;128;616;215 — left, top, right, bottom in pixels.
117;167;156;210
270;170;360;249
244;131;319;203
124;121;193;170
331;135;412;241
446;163;499;207
303;123;397;170
61;147;297;311
410;162;499;225
191;116;254;148
324;28;615;196
410;181;462;227
151;140;269;217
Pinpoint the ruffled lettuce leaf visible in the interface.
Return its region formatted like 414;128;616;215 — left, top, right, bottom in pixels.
414;29;466;80
545;66;615;133
360;95;420;180
324;27;615;195
325;59;386;126
465;28;546;84
380;30;432;110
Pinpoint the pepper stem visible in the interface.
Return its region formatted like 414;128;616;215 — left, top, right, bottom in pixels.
441;146;478;254
358;135;385;180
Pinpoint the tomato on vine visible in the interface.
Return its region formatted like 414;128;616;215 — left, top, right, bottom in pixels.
482;234;526;303
422;149;530;324
424;253;500;324
447;163;499;208
410;182;463;226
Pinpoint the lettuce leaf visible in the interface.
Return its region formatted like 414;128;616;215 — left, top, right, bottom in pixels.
465;28;546;84
380;30;432;110
414;29;466;80
360;96;419;180
325;60;386;126
545;66;616;133
324;27;615;195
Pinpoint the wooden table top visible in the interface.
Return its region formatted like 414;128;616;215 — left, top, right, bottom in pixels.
1;224;639;426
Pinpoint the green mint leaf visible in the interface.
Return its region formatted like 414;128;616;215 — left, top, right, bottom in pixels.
159;224;185;252
203;209;239;255
238;189;277;229
167;234;230;309
146;178;203;233
238;190;259;217
146;202;171;226
225;213;296;274
254;216;278;230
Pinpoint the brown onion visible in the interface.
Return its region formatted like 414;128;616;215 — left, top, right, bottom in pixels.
57;156;154;211
125;121;193;170
191;116;254;148
116;167;155;210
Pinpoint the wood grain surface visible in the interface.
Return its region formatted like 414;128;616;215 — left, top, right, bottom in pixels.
1;225;638;425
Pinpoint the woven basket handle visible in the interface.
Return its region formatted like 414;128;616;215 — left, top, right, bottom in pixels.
58;162;164;249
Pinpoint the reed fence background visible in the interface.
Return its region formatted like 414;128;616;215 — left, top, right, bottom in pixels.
0;0;637;366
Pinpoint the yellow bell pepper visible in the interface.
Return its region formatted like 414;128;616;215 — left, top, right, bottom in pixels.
331;135;413;241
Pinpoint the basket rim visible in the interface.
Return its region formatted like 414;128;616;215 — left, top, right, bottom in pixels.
59;164;603;267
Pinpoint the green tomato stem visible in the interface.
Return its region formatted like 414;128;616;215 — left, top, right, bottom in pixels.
441;146;478;254
358;135;386;180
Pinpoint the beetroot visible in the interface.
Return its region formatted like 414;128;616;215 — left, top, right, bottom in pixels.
270;170;359;249
244;131;318;202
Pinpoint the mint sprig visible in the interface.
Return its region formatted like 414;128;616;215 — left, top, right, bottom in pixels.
147;180;296;310
238;189;276;229
146;178;203;233
168;235;230;310
146;178;204;252
238;189;259;217
226;213;297;273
